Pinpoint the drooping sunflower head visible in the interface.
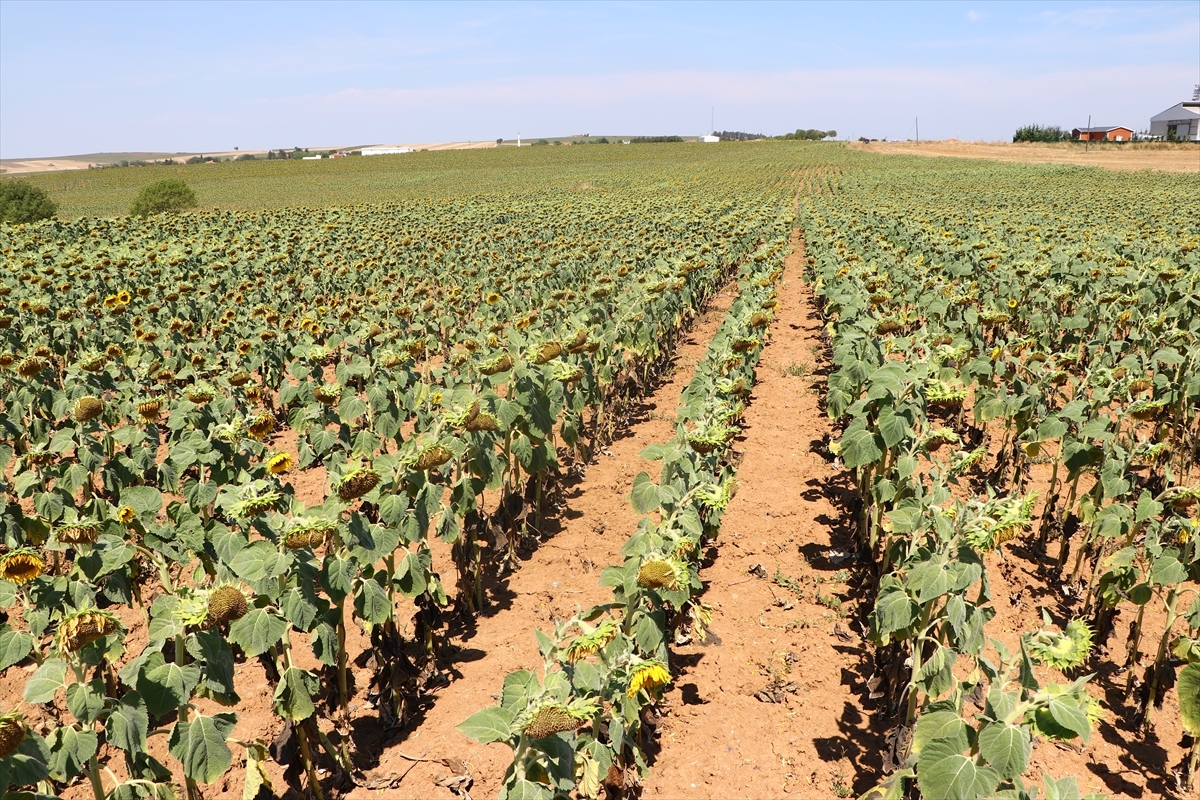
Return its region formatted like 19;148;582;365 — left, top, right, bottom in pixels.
231;487;282;518
464;410;500;433
283;518;337;549
0;354;14;369
414;445;454;471
16;356;46;378
627;660;671;698
228;371;252;387
73;396;105;423
56;522;99;546
186;385;215;404
522;703;580;740
564;619;618;662
57;609;122;654
480;353;513;376
266;452;294;475
246;412;275;440
337;466;381;502
0;549;45;585
313;383;341;405
0;711;27;759
637;558;683;591
136;399;163;422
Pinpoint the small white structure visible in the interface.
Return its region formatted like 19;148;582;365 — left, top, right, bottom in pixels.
362;147;415;156
1150;89;1200;141
700;135;719;143
302;155;322;160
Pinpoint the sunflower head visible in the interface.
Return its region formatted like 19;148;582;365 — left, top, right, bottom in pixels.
284;518;336;549
564;619;618;662
73;396;104;423
522;704;580;739
228;371;252;387
58;609;122;654
16;356;46;378
0;711;27;759
313;383;341;405
480;353;513;376
337;467;381;501
246;412;275;440
136;399;163;422
116;505;136;524
0;549;44;585
57;522;99;546
206;586;249;625
637;558;682;591
266;452;294;475
627;661;671;698
532;341;563;365
414;445;453;471
231;487;282;518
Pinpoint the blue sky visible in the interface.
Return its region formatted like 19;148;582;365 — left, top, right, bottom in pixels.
1;0;1197;158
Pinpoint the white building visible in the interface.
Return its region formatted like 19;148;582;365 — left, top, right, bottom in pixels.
700;135;720;143
1150;95;1200;141
362;147;415;156
301;155;322;160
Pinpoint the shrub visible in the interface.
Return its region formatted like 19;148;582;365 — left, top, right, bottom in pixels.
128;178;197;217
1013;124;1069;143
0;180;58;224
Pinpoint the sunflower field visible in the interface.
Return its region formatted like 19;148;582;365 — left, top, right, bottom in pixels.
0;145;807;799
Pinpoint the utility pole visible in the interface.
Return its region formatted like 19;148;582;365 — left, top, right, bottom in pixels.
1084;114;1090;153
517;130;521;148
711;106;714;136
915;117;919;143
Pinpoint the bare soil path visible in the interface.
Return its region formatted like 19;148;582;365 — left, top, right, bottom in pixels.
846;140;1200;173
640;234;882;800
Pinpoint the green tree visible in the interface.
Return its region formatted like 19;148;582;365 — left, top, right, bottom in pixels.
0;179;58;223
128;178;197;217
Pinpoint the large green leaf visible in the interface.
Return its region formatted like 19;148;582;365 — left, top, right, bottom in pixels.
977;722;1030;780
168;712;237;784
23;658;67;704
228;607;287;657
1177;664;1200;736
107;690;150;756
273;667;320;721
917;737;999;800
140;652;202;718
458;706;516;744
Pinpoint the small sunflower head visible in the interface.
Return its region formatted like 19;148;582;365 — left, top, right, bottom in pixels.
313;383;341;405
414;445;454;471
627;660;671;698
228;371;252;387
266;452;294;475
485;292;501;305
1027;619;1094;671
464;410;500;433
73;396;105;423
185;385;215;404
231;487;282;518
116;505;136;524
0;354;14;369
136;399;163;422
522;703;580;739
0;711;27;759
246;412;275;440
16;356;46;378
564;619;618;662
636;558;683;591
284;518;336;549
206;586;249;625
337;467;381;501
57;609;122;653
0;549;45;584
56;522;99;546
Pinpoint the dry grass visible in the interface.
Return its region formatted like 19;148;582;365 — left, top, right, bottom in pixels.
847;140;1199;173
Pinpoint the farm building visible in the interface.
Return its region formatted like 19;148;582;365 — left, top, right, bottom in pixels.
1149;101;1200;141
700;135;720;143
1071;126;1134;142
362;147;415;156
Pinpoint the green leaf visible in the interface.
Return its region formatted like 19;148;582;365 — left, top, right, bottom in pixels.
838;426;884;469
0;625;33;670
107;691;150;756
1148;554;1186;587
228;607;287;657
977;722;1030;780
140;652;202;718
917;737;999;800
629;472;660;514
168;712;236;784
1046;698;1091;743
1175;664;1200;736
48;726;98;780
23;658;67;704
273;667;320;721
500;669;538;712
354;573;392;624
503;778;554;800
457;706;516;744
912;710;968;755
66;679;107;725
